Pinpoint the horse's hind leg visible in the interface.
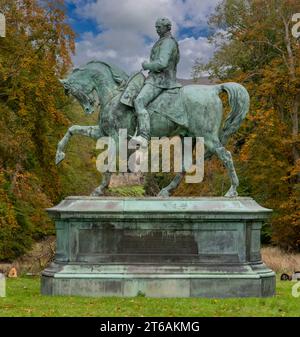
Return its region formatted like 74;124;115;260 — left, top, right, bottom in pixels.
206;139;239;197
216;147;239;197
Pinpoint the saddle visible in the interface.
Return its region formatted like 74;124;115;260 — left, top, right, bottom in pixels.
120;72;188;128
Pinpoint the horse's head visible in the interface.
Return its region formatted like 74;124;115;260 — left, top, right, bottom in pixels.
60;68;98;115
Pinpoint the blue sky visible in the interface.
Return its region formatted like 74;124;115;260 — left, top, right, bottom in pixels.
65;0;220;79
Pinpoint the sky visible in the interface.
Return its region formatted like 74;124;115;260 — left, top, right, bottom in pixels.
65;0;221;79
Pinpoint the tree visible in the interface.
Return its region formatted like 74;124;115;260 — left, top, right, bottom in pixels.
192;0;300;250
0;0;75;260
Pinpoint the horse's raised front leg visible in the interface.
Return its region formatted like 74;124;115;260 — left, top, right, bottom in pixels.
215;146;239;197
56;125;101;165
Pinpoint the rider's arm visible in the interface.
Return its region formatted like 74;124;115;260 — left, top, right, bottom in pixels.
144;39;175;72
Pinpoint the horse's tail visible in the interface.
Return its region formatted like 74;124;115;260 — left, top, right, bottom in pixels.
217;82;250;146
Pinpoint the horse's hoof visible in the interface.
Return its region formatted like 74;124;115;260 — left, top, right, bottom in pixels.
55;151;65;165
225;187;238;198
90;188;104;197
158;189;170;198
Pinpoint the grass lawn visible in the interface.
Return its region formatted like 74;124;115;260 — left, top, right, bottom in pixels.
0;276;299;317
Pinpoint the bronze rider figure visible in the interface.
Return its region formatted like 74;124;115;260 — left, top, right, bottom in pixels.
131;17;181;148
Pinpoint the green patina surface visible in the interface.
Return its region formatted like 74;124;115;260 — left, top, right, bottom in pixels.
48;18;273;299
56;18;250;198
41;197;275;298
57;60;249;198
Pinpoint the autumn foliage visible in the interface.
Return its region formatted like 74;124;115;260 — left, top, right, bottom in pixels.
0;0;75;260
190;0;300;250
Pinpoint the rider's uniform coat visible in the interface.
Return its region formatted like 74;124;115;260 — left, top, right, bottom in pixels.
144;32;182;89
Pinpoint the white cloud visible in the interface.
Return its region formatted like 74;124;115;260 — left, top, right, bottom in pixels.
178;37;215;78
73;30;152;75
71;0;220;79
76;0;185;36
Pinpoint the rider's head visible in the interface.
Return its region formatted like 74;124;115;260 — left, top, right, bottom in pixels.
155;17;172;37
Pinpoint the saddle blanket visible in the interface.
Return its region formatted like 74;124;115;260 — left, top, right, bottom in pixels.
120;72;188;128
148;88;188;128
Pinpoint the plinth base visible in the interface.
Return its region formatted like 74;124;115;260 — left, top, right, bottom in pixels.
41;197;275;298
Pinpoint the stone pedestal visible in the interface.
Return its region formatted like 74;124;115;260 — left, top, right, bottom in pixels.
41;197;275;298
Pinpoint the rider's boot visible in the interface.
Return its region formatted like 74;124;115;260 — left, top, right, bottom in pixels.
131;108;150;149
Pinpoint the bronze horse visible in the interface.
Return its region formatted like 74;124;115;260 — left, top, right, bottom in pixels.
57;61;250;197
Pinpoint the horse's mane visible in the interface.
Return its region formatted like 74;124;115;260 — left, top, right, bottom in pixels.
84;60;129;85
